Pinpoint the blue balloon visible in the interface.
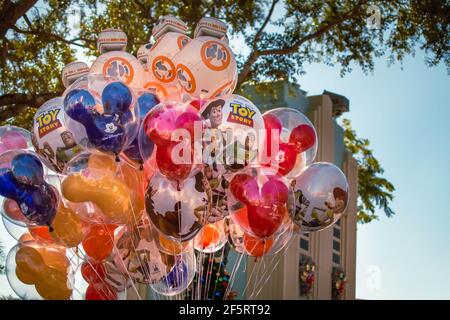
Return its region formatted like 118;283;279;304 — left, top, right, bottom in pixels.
64;82;134;155
163;258;188;289
123;93;159;164
0;153;58;227
11;153;44;185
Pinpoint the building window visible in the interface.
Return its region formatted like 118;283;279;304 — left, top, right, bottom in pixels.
332;253;340;265
333;240;340;252
333;227;340;239
300;238;309;251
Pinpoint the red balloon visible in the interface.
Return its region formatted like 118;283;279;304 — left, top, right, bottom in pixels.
81;261;106;285
85;283;117;300
261;177;289;205
263;114;282;159
174;111;201;142
190;99;207;111
82;224;116;262
277;142;298;176
144;107;177;146
229;173;260;205
231;175;289;238
156;141;192;183
247;204;287;238
289;124;316;153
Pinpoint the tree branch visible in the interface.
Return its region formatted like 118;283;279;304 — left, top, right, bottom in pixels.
237;0;279;86
11;25;94;48
0;92;60;121
0;0;38;39
237;0;368;87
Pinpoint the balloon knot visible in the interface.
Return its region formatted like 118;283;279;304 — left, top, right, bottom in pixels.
139;162;143;171
48;225;54;232
115;154;120;162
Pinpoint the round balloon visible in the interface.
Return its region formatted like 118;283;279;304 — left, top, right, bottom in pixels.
0;125;33;156
174;36;237;99
200;94;264;175
291;162;349;232
149;250;196;297
111;219;170;284
32;97;84;173
145;172;211;242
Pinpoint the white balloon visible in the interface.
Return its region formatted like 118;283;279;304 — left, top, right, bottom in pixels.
174;36;237;99
292;162;349;232
89;51;146;89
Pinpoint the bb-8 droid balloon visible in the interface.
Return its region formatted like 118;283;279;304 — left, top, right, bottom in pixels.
145;15;191;101
61;61;89;88
174;18;237;100
137;43;152;73
89;28;146;89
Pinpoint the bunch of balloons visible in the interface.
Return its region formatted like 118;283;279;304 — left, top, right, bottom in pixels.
0;15;349;300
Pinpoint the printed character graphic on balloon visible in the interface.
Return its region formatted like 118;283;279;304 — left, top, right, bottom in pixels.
55;131;83;171
324;187;348;216
202;99;224;129
291;179;310;224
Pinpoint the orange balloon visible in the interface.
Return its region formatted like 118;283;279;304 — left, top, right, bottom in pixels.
158;233;189;255
118;161;145;223
15;266;36;285
198;223;221;249
15;246;45;276
50;204;85;248
87;153;116;176
243;234;274;258
82;224;116;262
35;266;72;300
29;226;53;243
62;174;133;224
18;232;35;244
39;248;69;271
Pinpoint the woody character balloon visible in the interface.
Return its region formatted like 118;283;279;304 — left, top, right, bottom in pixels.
174;18;237;100
291;162;349;232
145;15;190;101
200;94;264;175
32;97;85;173
90;28;146;90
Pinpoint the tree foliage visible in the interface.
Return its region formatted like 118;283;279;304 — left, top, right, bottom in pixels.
342;119;395;223
0;0;445;227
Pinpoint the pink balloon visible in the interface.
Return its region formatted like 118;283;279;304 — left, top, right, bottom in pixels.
1;131;27;149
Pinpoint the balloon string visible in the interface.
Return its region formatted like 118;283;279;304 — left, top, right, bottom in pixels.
104;225;142;300
223;250;244;299
211;242;226;300
249;249;285;299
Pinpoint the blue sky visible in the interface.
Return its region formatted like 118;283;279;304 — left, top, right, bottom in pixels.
299;51;450;299
1;3;450;299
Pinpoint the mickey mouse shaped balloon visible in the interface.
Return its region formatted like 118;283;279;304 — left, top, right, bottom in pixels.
64;80;138;157
0;151;58;228
262;108;318;179
227;166;295;239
